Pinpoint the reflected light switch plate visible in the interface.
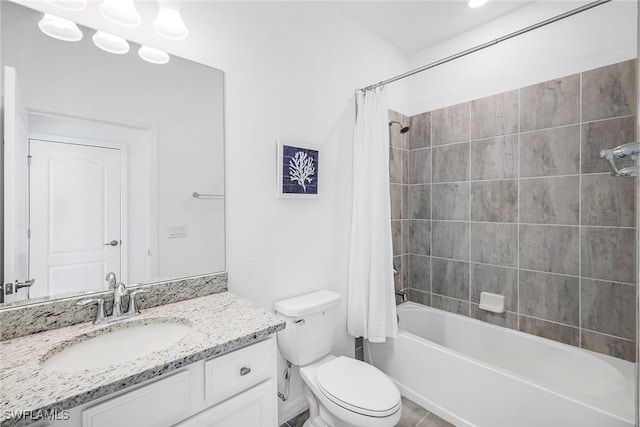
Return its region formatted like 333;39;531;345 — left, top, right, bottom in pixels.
168;224;188;239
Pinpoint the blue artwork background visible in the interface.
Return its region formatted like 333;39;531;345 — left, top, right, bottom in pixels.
282;145;319;194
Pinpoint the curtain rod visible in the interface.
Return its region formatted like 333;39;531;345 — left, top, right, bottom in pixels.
360;0;612;92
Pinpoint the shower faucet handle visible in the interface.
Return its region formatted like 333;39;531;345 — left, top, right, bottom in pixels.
612;142;640;159
600;145;639;177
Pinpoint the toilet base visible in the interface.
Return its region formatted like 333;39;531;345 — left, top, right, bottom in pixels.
299;356;401;427
302;384;363;427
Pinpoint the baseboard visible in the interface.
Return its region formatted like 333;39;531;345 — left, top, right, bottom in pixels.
278;395;309;426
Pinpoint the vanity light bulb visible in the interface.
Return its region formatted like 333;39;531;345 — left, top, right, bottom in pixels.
153;0;189;40
38;13;83;42
92;31;130;54
468;0;489;8
45;0;87;12
138;45;170;64
99;0;141;27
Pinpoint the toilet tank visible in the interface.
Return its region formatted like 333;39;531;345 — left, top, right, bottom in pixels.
274;290;340;365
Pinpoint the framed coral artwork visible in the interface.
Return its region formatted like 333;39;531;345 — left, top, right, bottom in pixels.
277;140;319;198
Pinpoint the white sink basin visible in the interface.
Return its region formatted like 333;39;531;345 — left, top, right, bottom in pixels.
41;319;192;372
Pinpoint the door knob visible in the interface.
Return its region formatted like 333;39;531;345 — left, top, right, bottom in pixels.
4;279;35;294
15;279;35;290
105;240;119;246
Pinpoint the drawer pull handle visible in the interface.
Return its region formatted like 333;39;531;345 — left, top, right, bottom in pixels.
240;367;251;376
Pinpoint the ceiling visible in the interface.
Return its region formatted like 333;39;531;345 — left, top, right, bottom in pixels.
336;1;535;55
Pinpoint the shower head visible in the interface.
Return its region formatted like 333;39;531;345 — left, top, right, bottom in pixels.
389;120;410;134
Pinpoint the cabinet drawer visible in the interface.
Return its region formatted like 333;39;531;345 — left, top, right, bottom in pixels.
82;370;190;427
205;339;275;406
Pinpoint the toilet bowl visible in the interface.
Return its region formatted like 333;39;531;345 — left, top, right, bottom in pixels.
274;290;402;427
300;355;401;427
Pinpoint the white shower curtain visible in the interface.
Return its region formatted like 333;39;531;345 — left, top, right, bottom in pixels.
347;86;397;343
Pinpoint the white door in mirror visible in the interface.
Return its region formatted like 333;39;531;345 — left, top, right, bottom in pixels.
29;139;122;298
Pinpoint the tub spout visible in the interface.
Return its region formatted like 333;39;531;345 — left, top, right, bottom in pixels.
395;290;407;302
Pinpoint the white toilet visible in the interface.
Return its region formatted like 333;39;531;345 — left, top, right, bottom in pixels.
274;290;402;427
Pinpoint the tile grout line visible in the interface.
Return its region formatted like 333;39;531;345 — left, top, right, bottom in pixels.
402;113;411;298
417;171;611;187
430;111;433;306
423;114;635;151
468;101;472;317
517;86;521;332
426;218;634;230
415;411;431;427
427;255;636;286
580;327;637;342
578;71;583;349
405;118;410;297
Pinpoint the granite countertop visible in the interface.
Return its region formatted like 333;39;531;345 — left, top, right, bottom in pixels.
0;292;285;427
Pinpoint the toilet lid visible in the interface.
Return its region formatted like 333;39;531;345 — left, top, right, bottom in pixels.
315;356;401;417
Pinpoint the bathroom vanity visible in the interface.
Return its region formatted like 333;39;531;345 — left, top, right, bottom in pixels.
0;291;285;427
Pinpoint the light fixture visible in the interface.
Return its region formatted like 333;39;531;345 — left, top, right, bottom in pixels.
92;31;130;54
138;45;170;64
468;0;489;8
99;0;141;27
45;0;87;11
153;0;188;40
38;13;83;42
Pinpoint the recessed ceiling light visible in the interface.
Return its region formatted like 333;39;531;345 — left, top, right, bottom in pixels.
45;0;87;12
153;0;189;40
100;0;141;27
468;0;489;8
38;13;83;42
138;45;170;64
92;31;130;54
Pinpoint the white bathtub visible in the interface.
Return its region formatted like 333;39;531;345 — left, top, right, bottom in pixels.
367;302;636;427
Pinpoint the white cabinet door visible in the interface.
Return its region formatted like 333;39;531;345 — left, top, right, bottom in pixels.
82;371;190;427
175;380;277;427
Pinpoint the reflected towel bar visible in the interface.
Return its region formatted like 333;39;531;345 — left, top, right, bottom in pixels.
192;192;224;199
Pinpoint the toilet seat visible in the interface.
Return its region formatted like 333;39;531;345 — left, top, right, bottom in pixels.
315;356;401;417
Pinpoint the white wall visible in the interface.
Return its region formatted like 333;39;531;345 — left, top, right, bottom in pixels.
7;0;410;419
194;3;409;419
404;0;637;115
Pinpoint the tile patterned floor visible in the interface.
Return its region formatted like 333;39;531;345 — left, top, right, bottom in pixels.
280;397;454;427
396;397;455;427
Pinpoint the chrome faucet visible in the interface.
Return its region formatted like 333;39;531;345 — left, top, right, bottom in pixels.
112;280;128;317
77;272;150;325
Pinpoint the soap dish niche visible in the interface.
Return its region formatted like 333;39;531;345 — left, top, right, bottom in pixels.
479;292;505;314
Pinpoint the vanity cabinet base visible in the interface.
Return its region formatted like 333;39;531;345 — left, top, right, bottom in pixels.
31;338;277;427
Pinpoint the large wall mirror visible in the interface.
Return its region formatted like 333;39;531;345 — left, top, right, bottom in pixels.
1;1;225;306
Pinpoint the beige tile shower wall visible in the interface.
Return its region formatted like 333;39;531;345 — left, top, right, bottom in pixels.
392;59;637;362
